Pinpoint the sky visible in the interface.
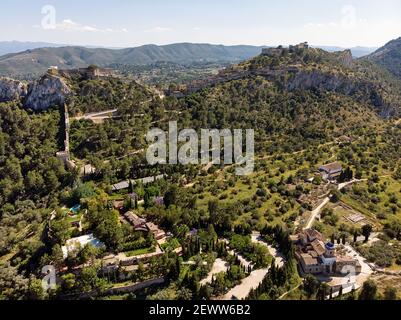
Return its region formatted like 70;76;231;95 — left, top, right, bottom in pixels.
1;0;401;48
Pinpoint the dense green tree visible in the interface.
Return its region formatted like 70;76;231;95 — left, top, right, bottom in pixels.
359;280;377;300
361;224;373;243
303;274;320;298
384;286;397;300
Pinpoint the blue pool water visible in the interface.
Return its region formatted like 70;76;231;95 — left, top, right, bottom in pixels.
70;205;81;214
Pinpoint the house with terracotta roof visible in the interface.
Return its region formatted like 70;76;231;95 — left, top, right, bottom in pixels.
124;211;148;232
146;222;166;240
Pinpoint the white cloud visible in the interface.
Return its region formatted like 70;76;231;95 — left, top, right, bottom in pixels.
37;18;127;34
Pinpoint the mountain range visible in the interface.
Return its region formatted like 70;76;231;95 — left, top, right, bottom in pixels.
0;41;65;56
367;37;401;80
0;43;264;78
0;42;377;79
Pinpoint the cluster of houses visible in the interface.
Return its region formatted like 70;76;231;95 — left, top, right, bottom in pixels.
292;229;361;276
102;211;179;271
112;193;166;241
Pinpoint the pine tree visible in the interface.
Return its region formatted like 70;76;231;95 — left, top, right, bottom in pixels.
339;285;343;298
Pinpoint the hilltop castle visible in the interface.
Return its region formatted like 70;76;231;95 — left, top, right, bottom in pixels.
262;42;309;57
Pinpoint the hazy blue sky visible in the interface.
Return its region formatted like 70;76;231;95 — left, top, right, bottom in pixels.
1;0;400;48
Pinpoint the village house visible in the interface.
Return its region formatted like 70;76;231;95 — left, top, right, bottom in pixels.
319;162;343;181
124;211;148;232
122;210;166;240
81;164;96;176
146;222;166;240
293;229;361;276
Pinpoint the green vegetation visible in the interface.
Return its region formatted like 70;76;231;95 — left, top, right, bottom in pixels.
0;41;400;301
67;77;152;115
229;234;272;268
367;37;401;80
358;241;401;268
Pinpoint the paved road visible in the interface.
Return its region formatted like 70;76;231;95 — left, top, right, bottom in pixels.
221;267;270;300
218;234;285;300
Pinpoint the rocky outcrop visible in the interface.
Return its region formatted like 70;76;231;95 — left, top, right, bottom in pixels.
24;74;71;111
286;71;358;94
337;49;353;68
286;70;398;117
0;77;27;102
0;67;116;111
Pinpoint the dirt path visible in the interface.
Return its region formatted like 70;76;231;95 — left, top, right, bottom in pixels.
304;179;367;230
259;141;336;161
305;197;331;230
278;284;302;300
71;109;118;122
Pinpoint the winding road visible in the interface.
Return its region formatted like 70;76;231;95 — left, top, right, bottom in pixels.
218;234;285;300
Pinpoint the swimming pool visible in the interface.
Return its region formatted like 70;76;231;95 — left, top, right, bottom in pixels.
70;204;81;214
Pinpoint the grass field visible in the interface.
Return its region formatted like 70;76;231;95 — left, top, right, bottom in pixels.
124;246;156;257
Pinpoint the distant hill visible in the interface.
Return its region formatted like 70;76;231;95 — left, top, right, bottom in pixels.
367;37;401;79
0;42;379;79
0;41;65;56
0;43;264;79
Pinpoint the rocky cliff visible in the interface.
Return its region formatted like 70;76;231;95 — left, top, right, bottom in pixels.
0;77;27;102
24;74;71;111
0;66;120;110
178;46;400;117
